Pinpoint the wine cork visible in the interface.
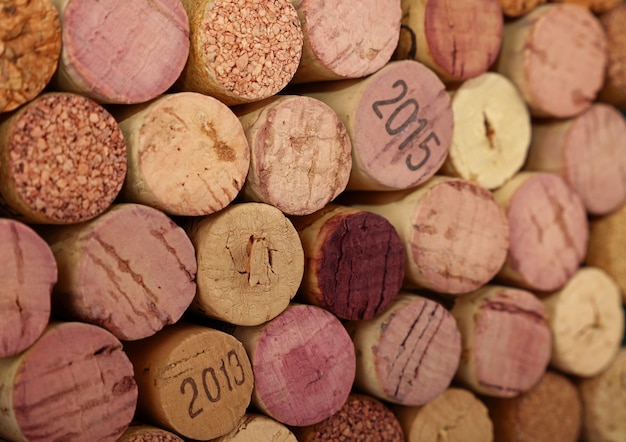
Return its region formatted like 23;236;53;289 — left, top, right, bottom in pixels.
0;321;137;442
235;95;351;216
212;413;297;442
498;0;548;16
493;172;589;292
290;204;404;321
232;303;356;427
483;370;582;442
39;203;197;341
345;293;462;406
451;285;552;398
0;0;62;113
549;0;623;13
578;348;626;442
124;323;254;441
524;103;626;216
598;4;626;109
185;202;304;326
347;176;509;295
300;60;453;191
116;92;250;216
542;267;624;377
440;72;532;190
117;424;184;442
0;92;127;224
50;0;189;104
290;0;401;83
495;4;607;118
177;0;303;105
293;393;405;442
394;0;503;83
392;388;494;442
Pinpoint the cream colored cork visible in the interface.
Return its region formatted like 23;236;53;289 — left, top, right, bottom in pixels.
550;0;623;13
117;424;184;442
212;414;297;442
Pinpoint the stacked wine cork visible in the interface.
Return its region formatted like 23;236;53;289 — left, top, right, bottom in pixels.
1;0;626;441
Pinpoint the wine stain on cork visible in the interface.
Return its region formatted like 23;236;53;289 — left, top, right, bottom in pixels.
200;117;236;163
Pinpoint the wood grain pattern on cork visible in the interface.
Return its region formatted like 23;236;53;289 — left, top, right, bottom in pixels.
293;393;405;442
483;371;582;442
0;0;62;113
541;267;624;377
50;0;190;104
116;92;250;216
499;0;548;16
177;0;303;105
39;203;197;341
345;293;461;406
185;202;304;326
117;424;184;442
124;323;254;441
300;60;453;191
524;103;626;216
392;388;494;442
440;72;531;190
0;322;137;442
495;4;607;118
290;204;404;321
451;285;552;398
549;0;623;13
493;172;589;292
0;92;127;224
394;0;503;83
290;0;401;82
598;4;626;109
212;413;297;442
235;95;351;216
0;219;56;358
233;303;356;427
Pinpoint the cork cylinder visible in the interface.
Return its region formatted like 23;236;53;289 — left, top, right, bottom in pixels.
493;172;588;293
290;0;401;83
235;95;351;216
440;72;531;190
177;0;303;106
541;267;624;377
39;203;197;341
498;0;548;16
598;4;626;109
524;103;626;216
185;202;304;326
347;176;509;295
124;323;254;441
233;303;356;427
0;219;56;358
483;371;583;442
549;0;623;13
0;0;61;113
212;413;297;442
115;92;250;216
117;424;184;442
344;293;462;406
290;204;404;321
0;321;137;442
300;60;454;191
392;388;494;442
451;285;552;398
293;393;405;442
495;4;607;118
0;92;127;224
393;0;503;83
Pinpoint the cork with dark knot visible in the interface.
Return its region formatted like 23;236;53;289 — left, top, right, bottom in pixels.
0;92;127;224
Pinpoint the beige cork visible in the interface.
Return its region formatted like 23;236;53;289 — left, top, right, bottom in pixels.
177;0;303;105
541;267;624;377
499;0;548;16
598;4;626;109
392;388;494;442
212;413;297;442
290;0;401;83
0;0;61;113
549;0;623;13
117;424;184;442
124;323;254;441
116;92;250;216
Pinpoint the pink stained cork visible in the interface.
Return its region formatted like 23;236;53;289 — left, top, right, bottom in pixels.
598;4;626;109
452;285;552;398
0;322;137;442
0;219;56;358
495;4;607;119
39;203;197;341
290;0;401;83
494;172;589;293
233;303;356;427
51;0;190;104
525;103;626;216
